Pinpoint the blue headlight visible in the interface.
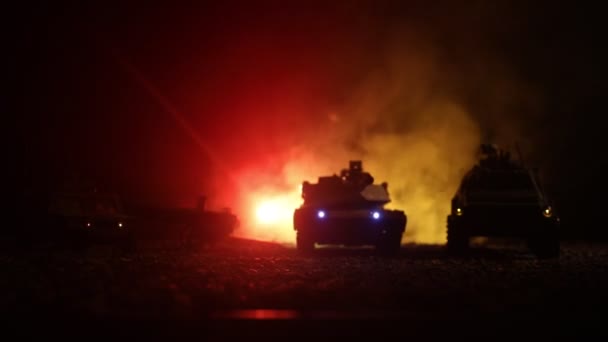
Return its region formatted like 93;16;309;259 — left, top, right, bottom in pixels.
372;211;381;220
317;210;326;219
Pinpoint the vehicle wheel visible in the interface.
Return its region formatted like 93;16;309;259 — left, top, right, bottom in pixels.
528;235;559;259
528;222;560;258
447;217;469;254
376;231;402;256
296;231;314;254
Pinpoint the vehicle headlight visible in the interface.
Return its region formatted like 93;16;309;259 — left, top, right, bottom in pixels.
371;211;381;220
543;206;553;218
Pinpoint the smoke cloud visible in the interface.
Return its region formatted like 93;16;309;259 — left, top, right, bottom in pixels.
228;1;552;244
63;2;543;245
13;2;590;241
232;26;488;244
288;34;480;244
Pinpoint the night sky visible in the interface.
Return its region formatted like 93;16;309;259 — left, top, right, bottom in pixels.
9;1;606;240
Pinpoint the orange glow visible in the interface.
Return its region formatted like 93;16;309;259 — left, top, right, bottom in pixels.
231;100;480;247
255;200;287;225
234;181;303;244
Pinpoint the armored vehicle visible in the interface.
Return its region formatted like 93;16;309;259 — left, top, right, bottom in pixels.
447;144;560;258
293;161;407;255
131;196;238;249
18;190;136;252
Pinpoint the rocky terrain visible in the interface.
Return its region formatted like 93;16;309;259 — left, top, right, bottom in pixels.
1;237;606;338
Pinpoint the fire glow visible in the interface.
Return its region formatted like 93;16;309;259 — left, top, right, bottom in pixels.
225;32;485;246
236;184;303;244
255;198;292;225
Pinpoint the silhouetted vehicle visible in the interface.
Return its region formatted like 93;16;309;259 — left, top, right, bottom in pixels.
447;144;560;258
294;161;407;255
18;190;135;252
131;196;238;249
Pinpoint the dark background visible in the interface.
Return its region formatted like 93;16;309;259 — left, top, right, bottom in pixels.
8;1;606;240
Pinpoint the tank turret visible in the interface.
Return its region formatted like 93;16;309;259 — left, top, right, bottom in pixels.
478;143;517;169
301;160;391;208
339;160;374;188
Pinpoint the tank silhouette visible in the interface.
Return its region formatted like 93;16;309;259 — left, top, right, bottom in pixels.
293;161;407;255
17;189;136;252
447;143;560;258
131;195;238;249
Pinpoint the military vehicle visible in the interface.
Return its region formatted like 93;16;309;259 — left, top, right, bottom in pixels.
131;196;238;249
18;190;136;252
447;144;560;258
293;161;407;255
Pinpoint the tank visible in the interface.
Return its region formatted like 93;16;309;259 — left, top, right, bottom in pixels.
447;143;560;258
130;195;239;249
293;161;407;255
17;189;136;252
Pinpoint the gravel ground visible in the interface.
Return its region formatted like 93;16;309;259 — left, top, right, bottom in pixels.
1;237;607;338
